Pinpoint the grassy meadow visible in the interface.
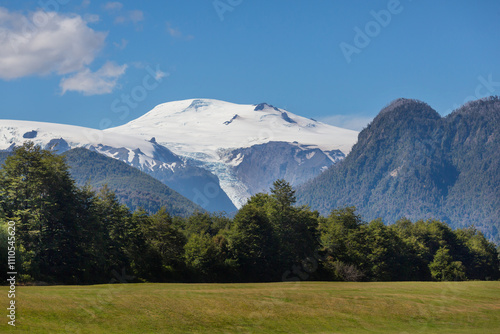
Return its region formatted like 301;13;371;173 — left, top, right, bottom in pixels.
1;281;499;333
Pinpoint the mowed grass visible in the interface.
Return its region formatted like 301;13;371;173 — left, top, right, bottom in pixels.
1;281;499;333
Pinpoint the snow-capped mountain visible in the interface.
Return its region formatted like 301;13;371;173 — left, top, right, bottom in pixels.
0;119;156;158
0;99;358;210
0;119;236;212
108;99;356;158
107;99;359;207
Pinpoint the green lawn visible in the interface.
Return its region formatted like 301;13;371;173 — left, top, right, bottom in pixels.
1;281;499;333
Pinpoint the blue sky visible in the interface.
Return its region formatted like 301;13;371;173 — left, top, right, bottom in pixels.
0;0;499;130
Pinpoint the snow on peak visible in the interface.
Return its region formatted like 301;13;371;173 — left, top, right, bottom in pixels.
254;103;281;112
0;119;156;155
0;119;184;175
107;98;358;160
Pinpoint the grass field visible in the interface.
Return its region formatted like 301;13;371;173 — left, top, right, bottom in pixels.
1;281;499;333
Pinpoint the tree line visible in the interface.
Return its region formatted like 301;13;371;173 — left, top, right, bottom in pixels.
1;144;499;284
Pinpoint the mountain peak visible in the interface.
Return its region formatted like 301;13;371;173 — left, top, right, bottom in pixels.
375;98;440;122
450;96;500;117
357;98;441;145
113;99;358;159
186;99;211;111
379;98;434;114
254;103;280;112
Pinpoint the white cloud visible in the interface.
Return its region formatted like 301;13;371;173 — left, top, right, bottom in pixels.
129;10;144;24
84;13;100;23
60;61;127;95
318;115;373;131
115;10;144;25
113;38;128;50
153;68;168;81
81;0;91;8
103;3;143;28
114;16;125;24
0;7;106;80
166;22;194;40
103;2;123;11
166;24;182;38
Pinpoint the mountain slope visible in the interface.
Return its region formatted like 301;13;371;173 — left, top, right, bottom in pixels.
108;99;358;206
220;141;344;196
0;119;235;212
442;98;500;236
0;148;203;216
297;97;500;243
62;148;205;216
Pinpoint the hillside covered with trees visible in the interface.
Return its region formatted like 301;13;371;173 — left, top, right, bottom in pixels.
1;147;203;217
297;97;500;243
1;144;498;284
63;148;203;216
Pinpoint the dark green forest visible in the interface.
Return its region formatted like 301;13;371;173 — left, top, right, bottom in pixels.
297;97;500;243
63;148;203;217
1;144;499;284
0;148;203;217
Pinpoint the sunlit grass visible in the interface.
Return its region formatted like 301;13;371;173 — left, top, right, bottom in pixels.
1;281;499;333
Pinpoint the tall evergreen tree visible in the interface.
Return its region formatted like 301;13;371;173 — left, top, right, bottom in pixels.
229;202;278;282
0;143;87;282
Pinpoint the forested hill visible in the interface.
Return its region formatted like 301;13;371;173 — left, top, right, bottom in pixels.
1;148;203;216
62;148;203;216
297;97;500;243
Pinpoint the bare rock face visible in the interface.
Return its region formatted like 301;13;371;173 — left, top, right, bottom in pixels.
221;141;344;195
